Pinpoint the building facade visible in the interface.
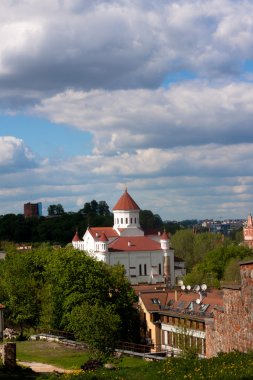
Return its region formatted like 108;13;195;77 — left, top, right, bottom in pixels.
72;189;185;285
137;286;223;357
138;259;253;358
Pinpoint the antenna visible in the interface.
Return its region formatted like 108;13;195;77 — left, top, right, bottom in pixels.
181;285;185;291
186;285;191;291
196;299;201;304
201;284;207;291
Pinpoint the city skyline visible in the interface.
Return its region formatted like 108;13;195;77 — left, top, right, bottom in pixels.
1;0;253;220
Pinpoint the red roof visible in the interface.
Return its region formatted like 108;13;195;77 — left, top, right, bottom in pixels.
98;232;109;242
88;227;119;239
113;189;140;211
72;231;81;242
160;231;169;240
109;236;161;252
139;288;223;317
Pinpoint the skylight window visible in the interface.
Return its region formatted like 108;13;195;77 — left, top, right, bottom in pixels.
199;304;209;312
151;298;160;304
187;301;194;310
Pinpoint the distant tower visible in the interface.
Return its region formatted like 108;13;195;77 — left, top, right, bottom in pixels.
243;213;253;248
24;202;42;218
160;230;175;286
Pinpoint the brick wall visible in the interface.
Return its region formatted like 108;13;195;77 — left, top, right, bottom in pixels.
206;261;253;357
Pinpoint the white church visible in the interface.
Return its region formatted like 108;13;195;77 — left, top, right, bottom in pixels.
72;189;185;286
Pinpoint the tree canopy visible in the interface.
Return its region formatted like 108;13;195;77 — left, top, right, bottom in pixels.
183;244;253;286
0;245;138;354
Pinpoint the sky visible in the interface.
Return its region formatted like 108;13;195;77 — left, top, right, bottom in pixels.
1;0;253;221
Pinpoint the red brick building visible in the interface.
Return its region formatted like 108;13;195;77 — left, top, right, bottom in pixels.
24;202;42;218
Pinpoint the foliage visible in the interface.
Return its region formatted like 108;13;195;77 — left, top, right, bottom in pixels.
171;230;228;272
184;244;253;286
68;303;121;357
139;210;163;230
0;251;41;336
162;351;253;380
48;204;65;216
0;245;137;354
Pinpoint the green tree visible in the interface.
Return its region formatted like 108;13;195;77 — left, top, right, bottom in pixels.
140;210;163;230
68;303;121;357
97;201;110;216
170;229;195;270
184;244;253;287
47;204;65;216
0;250;41;337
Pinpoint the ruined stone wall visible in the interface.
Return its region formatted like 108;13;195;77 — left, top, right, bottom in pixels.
206;262;253;357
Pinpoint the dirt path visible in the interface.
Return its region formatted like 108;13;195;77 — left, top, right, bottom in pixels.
18;361;75;373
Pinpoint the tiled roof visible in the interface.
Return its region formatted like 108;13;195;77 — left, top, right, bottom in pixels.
109;236;161;252
160;231;169;240
139;288;223;318
98;232;108;242
113;189;140;211
72;231;81;241
140;291;174;311
88;227;119;239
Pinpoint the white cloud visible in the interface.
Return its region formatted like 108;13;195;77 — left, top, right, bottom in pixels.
1;1;253;220
0;0;253;109
34;82;253;154
0;136;37;172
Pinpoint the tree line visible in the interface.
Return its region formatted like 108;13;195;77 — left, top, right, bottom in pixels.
0;200;180;245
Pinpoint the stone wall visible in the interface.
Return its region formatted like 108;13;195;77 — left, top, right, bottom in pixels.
2;343;16;367
206;261;253;357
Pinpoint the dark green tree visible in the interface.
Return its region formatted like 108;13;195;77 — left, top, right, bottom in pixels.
98;201;110;216
47;204;65;216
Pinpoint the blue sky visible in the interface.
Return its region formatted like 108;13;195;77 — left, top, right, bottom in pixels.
0;114;92;158
1;0;253;221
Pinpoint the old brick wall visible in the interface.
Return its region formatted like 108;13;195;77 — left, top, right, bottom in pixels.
206;262;253;357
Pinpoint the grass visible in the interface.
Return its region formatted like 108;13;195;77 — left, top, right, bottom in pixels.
1;341;253;380
14;340;149;371
15;340;90;369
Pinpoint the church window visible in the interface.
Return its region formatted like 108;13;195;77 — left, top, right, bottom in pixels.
126;218;128;224
159;263;162;275
130;218;132;224
144;264;147;276
121;218;123;224
139;264;142;276
135;217;137;223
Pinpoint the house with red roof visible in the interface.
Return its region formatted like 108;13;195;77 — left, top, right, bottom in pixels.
72;189;185;285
